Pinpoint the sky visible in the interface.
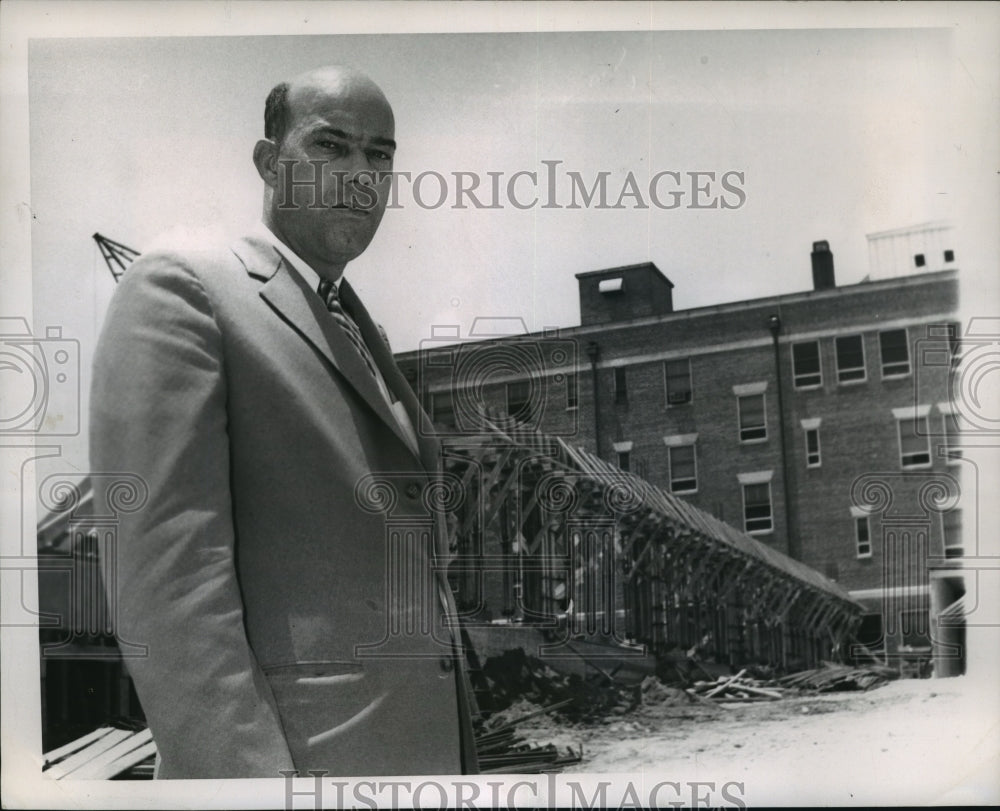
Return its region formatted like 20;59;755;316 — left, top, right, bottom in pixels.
11;6;1000;475
29;26;958;350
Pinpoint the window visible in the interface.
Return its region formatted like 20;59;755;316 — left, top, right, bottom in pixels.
947;321;962;364
835;334;866;383
506;380;531;421
613;367;628;405
879;329;910;378
431;391;455;427
943;508;963;558
944;249;955;263
914;253;926;267
855;515;872;558
897;414;931;468
801;418;821;468
613;441;632;472
668;444;697;493
925;322;962;367
565;372;578;410
940;405;962;463
738;394;767;441
664;359;692;405
742;482;773;534
792;341;822;388
805;428;821;467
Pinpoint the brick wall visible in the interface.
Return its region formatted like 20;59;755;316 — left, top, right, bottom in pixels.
396;269;960;598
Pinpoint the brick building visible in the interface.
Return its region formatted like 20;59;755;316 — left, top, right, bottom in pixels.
396;228;965;674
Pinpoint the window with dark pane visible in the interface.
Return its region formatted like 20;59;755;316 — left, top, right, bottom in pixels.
743;482;772;533
664;358;692;405
856;516;871;557
898;416;931;467
565;372;578;410
669;444;697;493
943;509;963;558
617;449;630;472
792;341;821;388
835;334;866;382
738;393;767;441
879;329;910;377
614;367;628;405
805;428;821;467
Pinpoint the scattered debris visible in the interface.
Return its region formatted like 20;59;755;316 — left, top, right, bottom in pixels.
474;648;640;723
472;647;644;772
678;662;899;703
684;669;790;703
638;675;694;708
42;722;155;779
778;662;899;693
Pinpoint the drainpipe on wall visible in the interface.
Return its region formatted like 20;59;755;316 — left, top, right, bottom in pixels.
767;314;797;559
586;341;601;458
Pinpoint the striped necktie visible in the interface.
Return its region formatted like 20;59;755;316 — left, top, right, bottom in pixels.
317;279;379;379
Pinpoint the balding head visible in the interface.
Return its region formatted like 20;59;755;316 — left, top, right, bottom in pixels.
253;66;396;280
265;66;393;146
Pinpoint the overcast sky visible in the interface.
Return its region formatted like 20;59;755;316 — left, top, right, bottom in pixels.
30;26;960;339
13;6;999;473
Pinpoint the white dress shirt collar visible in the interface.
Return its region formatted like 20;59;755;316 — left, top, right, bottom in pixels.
254;221;329;294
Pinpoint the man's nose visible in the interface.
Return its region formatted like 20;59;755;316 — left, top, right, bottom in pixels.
344;147;374;183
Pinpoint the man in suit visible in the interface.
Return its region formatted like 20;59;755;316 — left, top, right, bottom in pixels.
90;66;478;778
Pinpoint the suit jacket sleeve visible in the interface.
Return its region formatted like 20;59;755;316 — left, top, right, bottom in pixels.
90;251;295;778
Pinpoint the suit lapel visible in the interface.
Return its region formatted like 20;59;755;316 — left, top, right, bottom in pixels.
341;283;456;595
231;236;417;458
340;279;442;473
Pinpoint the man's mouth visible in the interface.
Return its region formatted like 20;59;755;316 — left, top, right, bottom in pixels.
330;203;370;215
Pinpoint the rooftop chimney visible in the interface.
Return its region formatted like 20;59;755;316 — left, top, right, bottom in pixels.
811;240;835;290
576;262;674;326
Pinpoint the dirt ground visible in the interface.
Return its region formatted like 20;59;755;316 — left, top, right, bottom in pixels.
507;675;999;805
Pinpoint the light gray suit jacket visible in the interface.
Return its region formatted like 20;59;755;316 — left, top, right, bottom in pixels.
90;234;478;777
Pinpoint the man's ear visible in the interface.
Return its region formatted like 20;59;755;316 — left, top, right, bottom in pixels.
253;138;278;188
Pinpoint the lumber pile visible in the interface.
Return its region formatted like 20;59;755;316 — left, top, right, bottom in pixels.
42;722;155;779
472;647;637;772
778;663;898;692
684;668;788;703
683;662;899;701
475;700;583;773
476;741;583;774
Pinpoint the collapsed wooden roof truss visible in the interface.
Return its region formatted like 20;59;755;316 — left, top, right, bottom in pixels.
441;418;862;651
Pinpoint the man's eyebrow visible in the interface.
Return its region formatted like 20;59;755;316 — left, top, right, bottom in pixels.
315;126;396;150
